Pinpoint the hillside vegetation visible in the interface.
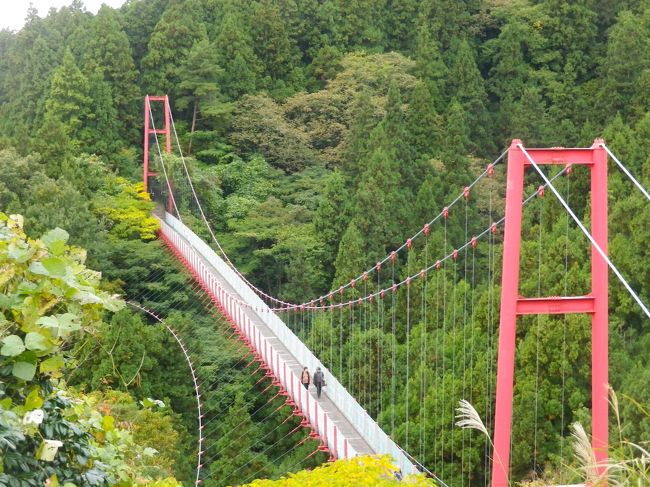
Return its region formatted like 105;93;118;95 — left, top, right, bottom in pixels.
1;0;650;485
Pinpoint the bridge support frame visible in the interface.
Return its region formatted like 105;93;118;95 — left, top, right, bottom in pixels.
491;139;609;487
143;95;171;193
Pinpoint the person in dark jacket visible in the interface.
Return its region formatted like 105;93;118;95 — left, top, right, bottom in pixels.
301;366;310;390
313;367;325;398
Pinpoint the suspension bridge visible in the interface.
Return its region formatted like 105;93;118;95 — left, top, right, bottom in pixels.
136;95;650;486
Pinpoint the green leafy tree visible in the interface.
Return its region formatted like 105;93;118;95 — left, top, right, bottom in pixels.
412;25;447;104
335;0;386;49
598;9;650;121
314;169;352;280
0;14;63;147
333;221;366;287
214;7;261;99
442;98;471;162
121;0;170;69
352;126;406;261
41;48;91;149
252;0;300;86
386;0;420;51
305;45;343;89
382;80;423;201
79;5;140;142
344;89;380;178
0;150;100;245
80;70;122;156
418;0;476;51
142;0;207;96
445;38;491;153
209;392;269;482
176;38;226;154
405;82;443;160
536;0;598;81
508;86;554;147
230;94;318;171
485;20;531;103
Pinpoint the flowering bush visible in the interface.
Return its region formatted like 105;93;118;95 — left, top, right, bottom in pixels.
240;455;434;486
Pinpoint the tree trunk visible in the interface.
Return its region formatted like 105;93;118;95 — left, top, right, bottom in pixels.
188;99;198;155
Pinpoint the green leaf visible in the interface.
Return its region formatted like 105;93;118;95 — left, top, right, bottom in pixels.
57;313;80;337
74;290;102;305
24;389;43;410
36;314;79;338
7;244;33;263
36;439;63;461
36;315;59;329
1;335;25;357
42;228;69;255
24;332;50;352
12;361;36;381
103;294;124;312
28;261;49;276
40;355;64;374
41;257;67;277
0;294;15;309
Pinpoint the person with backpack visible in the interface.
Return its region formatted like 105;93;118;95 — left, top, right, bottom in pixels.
313;367;325;399
301;366;310;390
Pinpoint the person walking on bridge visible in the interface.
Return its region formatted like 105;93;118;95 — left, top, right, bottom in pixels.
313;367;325;399
301;366;310;390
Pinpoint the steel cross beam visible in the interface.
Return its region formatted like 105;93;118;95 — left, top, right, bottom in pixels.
491;139;609;487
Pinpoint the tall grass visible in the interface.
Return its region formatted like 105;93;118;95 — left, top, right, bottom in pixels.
568;387;650;486
455;388;650;486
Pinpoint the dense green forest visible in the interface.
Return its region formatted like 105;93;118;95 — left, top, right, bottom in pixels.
1;0;650;485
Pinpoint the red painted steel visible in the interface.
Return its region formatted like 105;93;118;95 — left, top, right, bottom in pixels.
516;296;595;315
492;140;526;486
491;139;609;487
143;95;171;192
591;142;609;474
521;147;596;166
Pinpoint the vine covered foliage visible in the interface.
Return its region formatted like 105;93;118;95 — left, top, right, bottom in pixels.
0;213;179;485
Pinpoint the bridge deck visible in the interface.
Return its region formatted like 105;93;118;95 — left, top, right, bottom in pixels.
174;221;374;455
160;212;417;473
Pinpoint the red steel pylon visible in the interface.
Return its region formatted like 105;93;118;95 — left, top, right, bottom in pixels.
492;139;609;486
143;95;171;193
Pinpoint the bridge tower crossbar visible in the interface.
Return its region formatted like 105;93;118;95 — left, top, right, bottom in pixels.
492;139;609;487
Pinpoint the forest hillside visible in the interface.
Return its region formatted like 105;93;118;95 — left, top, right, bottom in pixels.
1;0;649;485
